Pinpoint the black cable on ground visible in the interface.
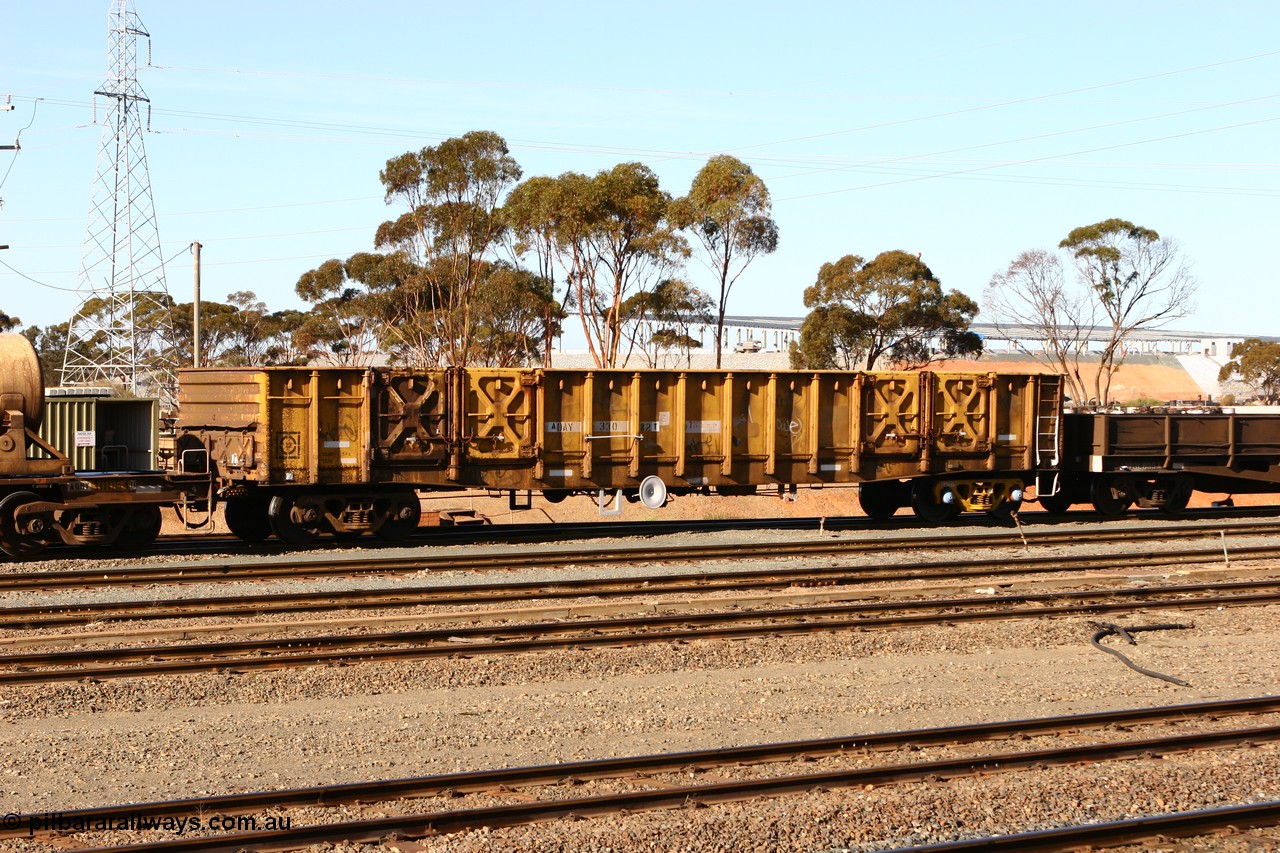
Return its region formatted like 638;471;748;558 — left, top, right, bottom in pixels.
1090;621;1192;687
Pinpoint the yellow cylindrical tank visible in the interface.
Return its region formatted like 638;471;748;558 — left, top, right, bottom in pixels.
0;333;45;428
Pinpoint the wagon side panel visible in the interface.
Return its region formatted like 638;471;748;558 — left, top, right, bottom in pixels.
856;371;924;480
459;368;539;488
176;367;273;483
370;368;452;484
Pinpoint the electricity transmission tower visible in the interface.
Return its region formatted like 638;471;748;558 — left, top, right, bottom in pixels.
62;0;177;406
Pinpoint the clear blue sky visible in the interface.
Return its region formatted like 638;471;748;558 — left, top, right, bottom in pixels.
2;1;1278;339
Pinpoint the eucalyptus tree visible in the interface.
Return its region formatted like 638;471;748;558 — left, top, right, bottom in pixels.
259;308;312;366
985;249;1096;404
622;277;714;368
792;250;981;370
1219;339;1280;403
293;258;385;366
375;130;522;366
670;155;778;367
469;261;563;367
985;218;1197;404
21;322;66;370
508;162;687;367
167;298;243;366
178;291;303;367
1060;218;1196;403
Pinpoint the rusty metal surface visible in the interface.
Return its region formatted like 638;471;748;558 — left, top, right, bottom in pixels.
174;367;1059;492
1084;411;1280;479
0;333;45;426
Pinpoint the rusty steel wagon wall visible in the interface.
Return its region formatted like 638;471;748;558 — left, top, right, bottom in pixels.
527;369;1042;491
177;366;371;486
1069;411;1280;488
179;366;1053;492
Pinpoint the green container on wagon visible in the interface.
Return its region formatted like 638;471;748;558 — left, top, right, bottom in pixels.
39;389;162;472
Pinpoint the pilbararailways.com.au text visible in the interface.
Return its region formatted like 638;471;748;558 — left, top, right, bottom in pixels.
6;811;292;836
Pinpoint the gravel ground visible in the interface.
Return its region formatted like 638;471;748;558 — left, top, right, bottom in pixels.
1;516;1279;851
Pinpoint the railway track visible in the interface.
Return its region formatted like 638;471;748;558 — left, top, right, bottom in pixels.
5;539;1280;632
11;696;1280;852
6;517;1280;592
119;502;1280;556
5;577;1279;686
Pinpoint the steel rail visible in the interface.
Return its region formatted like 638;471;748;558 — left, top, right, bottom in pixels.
7;543;1280;630
881;801;1280;851
6;519;1280;592
126;503;1280;556
4;578;1280;686
52;724;1280;853
10;695;1277;840
9;696;1280;844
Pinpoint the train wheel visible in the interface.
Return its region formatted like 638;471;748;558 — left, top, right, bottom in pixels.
223;496;273;543
1148;474;1194;515
114;506;163;549
1037;493;1074;515
1159;490;1192;514
268;494;325;548
1090;479;1133;517
374;492;421;542
987;497;1022;521
910;481;960;525
857;481;906;520
0;491;50;559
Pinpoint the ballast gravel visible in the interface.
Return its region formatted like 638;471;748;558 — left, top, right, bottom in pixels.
0;518;1278;851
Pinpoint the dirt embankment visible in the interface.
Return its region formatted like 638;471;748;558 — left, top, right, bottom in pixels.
928;355;1204;403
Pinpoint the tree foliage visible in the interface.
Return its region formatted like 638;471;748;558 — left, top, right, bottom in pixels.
985;249;1096;404
374;130;523;366
294;257;386;365
468;261;564;367
622;278;714;367
0;309;19;333
169;292;310;367
507;162;687;367
49;294;179;397
21;322;67;370
669;155;778;367
1219;338;1280;403
986;218;1197;404
792;251;981;370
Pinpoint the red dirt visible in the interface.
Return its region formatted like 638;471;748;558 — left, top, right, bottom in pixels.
928;357;1203;403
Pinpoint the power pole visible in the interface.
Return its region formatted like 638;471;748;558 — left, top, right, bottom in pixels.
192;241;201;368
1;98;16;212
61;0;177;408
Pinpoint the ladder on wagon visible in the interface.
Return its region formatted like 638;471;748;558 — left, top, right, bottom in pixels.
1034;376;1063;498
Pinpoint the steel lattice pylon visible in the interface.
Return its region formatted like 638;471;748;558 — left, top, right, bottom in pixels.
62;0;176;408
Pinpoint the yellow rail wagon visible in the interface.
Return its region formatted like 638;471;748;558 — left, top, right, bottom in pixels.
175;366;1063;545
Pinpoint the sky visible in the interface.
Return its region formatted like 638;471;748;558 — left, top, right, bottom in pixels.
1;0;1278;342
